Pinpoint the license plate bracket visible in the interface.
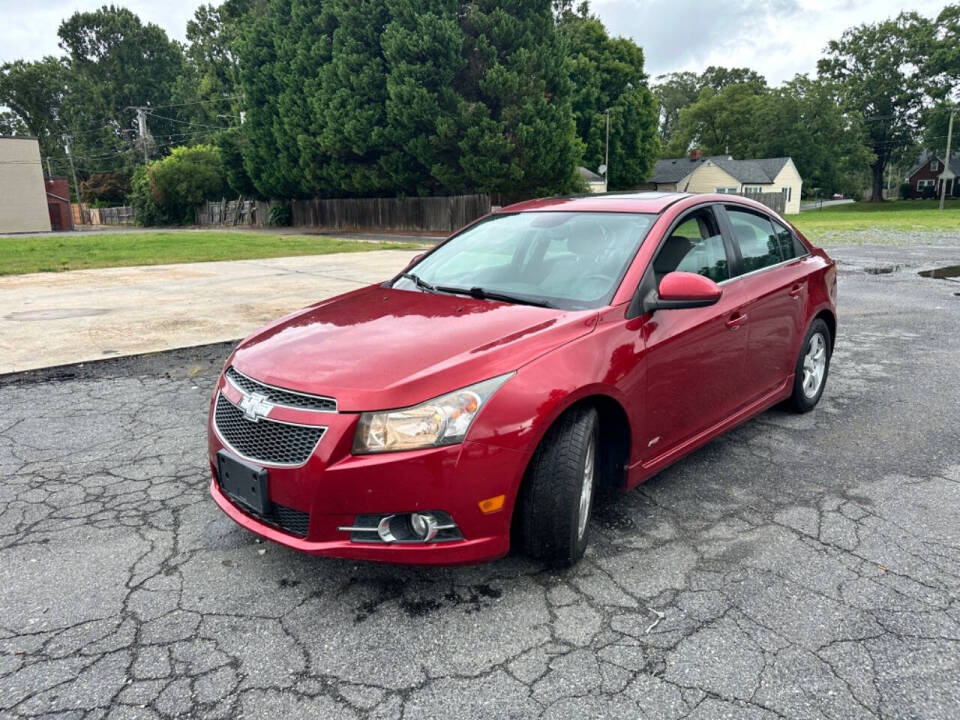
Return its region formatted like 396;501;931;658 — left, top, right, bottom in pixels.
217;450;270;516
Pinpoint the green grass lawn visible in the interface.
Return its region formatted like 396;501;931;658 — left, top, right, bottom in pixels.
792;199;960;244
0;230;423;276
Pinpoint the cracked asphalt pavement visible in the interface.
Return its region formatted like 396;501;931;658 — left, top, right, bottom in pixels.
1;242;959;719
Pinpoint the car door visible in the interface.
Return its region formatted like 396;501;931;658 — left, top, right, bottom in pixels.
638;204;749;461
717;205;811;402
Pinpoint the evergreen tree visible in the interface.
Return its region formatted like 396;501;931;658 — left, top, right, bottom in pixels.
381;0;465;194
453;0;581;196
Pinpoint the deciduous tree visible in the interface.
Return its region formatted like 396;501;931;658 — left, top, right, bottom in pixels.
817;12;934;201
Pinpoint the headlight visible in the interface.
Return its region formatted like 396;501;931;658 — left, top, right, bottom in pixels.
352;373;514;454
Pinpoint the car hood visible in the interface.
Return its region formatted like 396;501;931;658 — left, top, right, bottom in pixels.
230;285;598;411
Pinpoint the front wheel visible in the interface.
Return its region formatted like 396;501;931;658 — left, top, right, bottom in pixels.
789;318;831;413
519;406;599;566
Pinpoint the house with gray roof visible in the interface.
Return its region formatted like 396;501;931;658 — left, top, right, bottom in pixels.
646;150;803;214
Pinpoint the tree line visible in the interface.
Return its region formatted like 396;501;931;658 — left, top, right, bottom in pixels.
0;1;958;220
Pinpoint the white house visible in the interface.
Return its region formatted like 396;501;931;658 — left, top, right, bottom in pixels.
646;150;803;214
577;166;607;193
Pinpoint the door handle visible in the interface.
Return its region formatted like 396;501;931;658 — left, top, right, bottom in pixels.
725;312;747;329
788;285;802;298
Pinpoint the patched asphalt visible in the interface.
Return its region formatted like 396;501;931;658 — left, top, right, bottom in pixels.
1;241;959;719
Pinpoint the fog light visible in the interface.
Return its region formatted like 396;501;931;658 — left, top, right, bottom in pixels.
409;512;439;542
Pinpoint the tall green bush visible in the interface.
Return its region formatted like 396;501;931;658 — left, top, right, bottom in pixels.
131;145;227;225
147;145;227;223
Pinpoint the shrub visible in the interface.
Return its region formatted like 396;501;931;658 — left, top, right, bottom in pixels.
921;184;937;199
147;145;227;224
898;182;913;200
130;165;173;226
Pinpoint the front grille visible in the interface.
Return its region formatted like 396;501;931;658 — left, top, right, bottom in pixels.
218;484;311;537
226;367;337;412
214;394;325;466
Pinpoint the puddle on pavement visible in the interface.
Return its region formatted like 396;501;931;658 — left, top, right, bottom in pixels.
6;308;111;321
918;265;960;280
864;266;900;275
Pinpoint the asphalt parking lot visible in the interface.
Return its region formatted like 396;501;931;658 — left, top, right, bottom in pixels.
1;241;959;719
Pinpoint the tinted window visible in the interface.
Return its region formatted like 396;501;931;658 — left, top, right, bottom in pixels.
398;212;655;310
726;208;780;274
771;219;807;260
653;208;729;284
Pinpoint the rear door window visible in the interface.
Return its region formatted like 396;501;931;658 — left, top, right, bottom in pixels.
725;207;781;275
771;219;809;260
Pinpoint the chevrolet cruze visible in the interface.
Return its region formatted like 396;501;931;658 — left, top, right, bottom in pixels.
208;192;837;566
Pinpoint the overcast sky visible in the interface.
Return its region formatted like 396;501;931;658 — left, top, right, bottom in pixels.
0;0;947;85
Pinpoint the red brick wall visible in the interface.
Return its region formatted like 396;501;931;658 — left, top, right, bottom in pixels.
45;177;73;231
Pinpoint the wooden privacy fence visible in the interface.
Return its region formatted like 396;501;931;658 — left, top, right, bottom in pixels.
195;199;274;227
90;206;136;225
290;194;491;232
735;191;786;214
196;194;492;233
70;203;136;226
71;203;90;225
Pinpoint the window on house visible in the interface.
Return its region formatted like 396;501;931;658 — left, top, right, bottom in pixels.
715;187;738;194
931;160;940;172
918;179;935;190
743;185;763;195
781;186;792;202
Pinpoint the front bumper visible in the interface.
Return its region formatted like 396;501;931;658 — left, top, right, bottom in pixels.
207;392;527;565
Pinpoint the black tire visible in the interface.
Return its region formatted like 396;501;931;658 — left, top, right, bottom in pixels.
789;318;832;413
519;406;599;566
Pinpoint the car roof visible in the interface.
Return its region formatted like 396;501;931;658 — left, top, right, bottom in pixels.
498;192;690;215
497;191;786;222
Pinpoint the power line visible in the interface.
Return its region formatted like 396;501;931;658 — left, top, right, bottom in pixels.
142;110;229;130
144;95;242;110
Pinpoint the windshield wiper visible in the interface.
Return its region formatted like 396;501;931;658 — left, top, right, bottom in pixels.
399;272;438;293
401;273;553;308
434;285;554;308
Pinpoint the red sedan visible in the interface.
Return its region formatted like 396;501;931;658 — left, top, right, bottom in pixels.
208;192;836;566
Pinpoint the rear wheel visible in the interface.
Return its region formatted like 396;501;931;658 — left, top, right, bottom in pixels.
789;318;831;412
519;406;599;566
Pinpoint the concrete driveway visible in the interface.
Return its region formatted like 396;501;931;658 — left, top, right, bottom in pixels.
1;242;959;718
0;250;420;375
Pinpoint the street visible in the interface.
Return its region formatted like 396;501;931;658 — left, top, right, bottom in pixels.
1;242;959;719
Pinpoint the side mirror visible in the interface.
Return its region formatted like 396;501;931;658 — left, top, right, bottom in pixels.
645;271;722;312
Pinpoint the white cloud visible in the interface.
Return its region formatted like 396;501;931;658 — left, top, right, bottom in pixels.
591;0;942;85
0;0;944;86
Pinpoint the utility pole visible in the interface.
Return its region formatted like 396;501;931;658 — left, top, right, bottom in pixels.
127;106;152;163
63;134;84;224
604;108;610;187
136;107;149;163
940;107;956;211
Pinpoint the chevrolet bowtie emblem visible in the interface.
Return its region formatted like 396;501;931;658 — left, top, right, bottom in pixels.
239;391;273;422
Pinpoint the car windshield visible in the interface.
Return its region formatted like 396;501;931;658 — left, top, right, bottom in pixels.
394;211;655;310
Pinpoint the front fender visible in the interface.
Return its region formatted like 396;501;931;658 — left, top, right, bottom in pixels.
467;304;642;466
